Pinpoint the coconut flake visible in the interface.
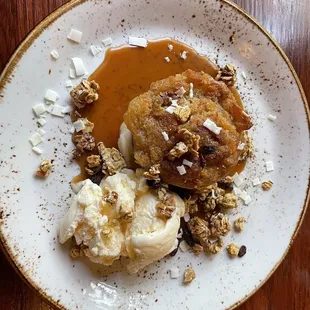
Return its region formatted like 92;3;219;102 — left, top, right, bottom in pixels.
51;105;64;117
179;240;190;252
166;106;176;114
183;213;190;222
175;87;186;97
37;128;46;136
164;56;170;63
182;159;193;167
232;172;244;187
265;161;274;172
252;177;261;186
65;80;73;88
29;133;43;146
239;191;252;205
45;89;59;103
62;106;73;114
33;103;46;116
71;58;87;77
128;36;148;47
161;131;169;141
32;146;43;155
67;29;83;43
90;45;102;56
177;228;183;239
73;119;86;132
203;118;222;135
180;51;187;60
241;71;247;80
50;49;59;59
102;37;113;46
169;267;180;279
168;44;174;51
189;83;194;98
37;118;47;127
69;69;76;79
237;142;245;150
233;187;242;196
177;165;186;175
268;114;277;121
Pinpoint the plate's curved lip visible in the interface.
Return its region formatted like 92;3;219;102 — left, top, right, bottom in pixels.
0;0;309;309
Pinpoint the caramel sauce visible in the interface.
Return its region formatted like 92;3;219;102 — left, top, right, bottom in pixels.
73;38;245;182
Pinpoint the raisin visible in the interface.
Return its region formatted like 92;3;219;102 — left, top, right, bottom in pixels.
238;245;247;257
182;226;195;247
218;180;234;191
146;179;161;189
199;145;216;154
89;172;105;185
168;185;191;199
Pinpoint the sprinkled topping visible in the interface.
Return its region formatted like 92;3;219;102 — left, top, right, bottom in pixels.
51;105;64;117
232;172;244;187
29;133;43;147
90;45;102;56
180;51;187;60
164;56;170;63
67;29;83;43
175;87;186;97
65;80;73;88
73;119;86;132
45;89;59;103
71;58;87;76
102;37;113;46
166;106;176;114
69;68;76;79
203;118;222;135
50;50;59;59
32;146;43;155
176;165;187;175
182;159;193;167
161;131;169;141
168;44;174;51
37;118;47;127
33;103;46;116
189;83;194;98
241;71;247;80
61;106;73;114
37;128;46;136
128;36;148;47
237;142;245;150
268;114;277;121
239;190;252;205
169;267;180;279
179;240;190;252
183;212;190;222
265;160;274;172
233;187;242;196
252;177;261;186
262;180;273;191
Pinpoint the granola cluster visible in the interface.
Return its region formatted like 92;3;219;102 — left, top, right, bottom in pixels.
35;159;53;178
239;132;254;161
215;64;237;86
174;106;191;123
70;80;100;108
156;186;176;219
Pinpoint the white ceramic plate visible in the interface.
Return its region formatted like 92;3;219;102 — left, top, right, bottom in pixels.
0;0;309;309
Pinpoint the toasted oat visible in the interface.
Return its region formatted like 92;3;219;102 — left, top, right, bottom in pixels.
157;186;170;202
234;217;246;232
70;80;100;108
262;181;273;191
227;243;239;257
174;106;191;123
69;246;85;258
81;118;94;133
218;193;238;209
201;187;226;212
185;195;199;214
183;268;196;284
103;190;118;205
168;142;188;160
192;243;204;255
239;132;254;161
74;133;96;153
98;142;126;175
86;155;101;168
144;164;161;181
178;128;200;156
215;64;237;86
204;238;224;255
156;202;176;219
209;213;231;237
35;159;53;178
188;216;210;245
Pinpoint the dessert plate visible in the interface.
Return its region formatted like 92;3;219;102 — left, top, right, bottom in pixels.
0;0;309;309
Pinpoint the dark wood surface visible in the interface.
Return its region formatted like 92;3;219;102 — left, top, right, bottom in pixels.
0;0;309;309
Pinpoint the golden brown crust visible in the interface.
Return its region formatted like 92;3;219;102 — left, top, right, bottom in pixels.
124;70;252;191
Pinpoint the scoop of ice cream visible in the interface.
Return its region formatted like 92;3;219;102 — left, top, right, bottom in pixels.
118;122;134;168
126;191;185;273
59;179;126;265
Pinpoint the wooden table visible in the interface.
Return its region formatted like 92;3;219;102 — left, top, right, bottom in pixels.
0;0;309;309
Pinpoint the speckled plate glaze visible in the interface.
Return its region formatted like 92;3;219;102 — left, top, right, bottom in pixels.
0;0;309;309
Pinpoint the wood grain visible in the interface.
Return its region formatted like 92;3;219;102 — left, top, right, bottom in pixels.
0;0;309;309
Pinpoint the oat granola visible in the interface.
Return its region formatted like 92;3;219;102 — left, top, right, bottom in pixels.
192;243;203;255
168;142;188;160
178;128;200;156
156;202;176;219
183;268;196;284
262;181;273;191
174;106;191;123
227;243;239;257
209;213;231;237
215;64;237;86
239;132;254;161
81;118;95;133
144;164;161;181
74;133;96;154
234;217;246;232
35;159;53;178
218;193;238;209
204;238;224;255
187;216;210;245
70;80;100;108
98;142;126;175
